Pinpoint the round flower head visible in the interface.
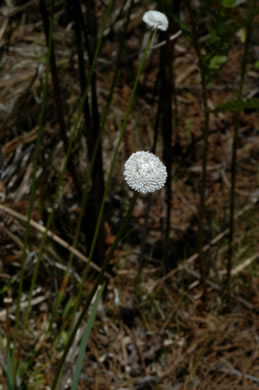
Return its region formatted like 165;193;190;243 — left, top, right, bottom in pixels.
143;10;169;31
123;151;167;194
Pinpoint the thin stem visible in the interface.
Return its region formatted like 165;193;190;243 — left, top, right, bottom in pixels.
49;0;134;329
185;0;210;297
67;29;155;327
86;29;155;272
136;193;152;284
51;191;139;390
13;0;54;373
40;0;82;200
23;0;113;328
83;0;106;266
226;0;256;292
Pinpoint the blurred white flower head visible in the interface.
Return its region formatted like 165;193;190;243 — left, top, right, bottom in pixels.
143;10;169;31
123;151;167;194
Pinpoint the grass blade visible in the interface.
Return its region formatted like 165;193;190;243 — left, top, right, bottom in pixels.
7;349;15;390
71;284;105;390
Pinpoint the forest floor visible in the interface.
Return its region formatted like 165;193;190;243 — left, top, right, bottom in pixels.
0;1;259;389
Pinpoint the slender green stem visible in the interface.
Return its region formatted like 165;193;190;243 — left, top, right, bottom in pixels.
226;1;256;292
67;30;155;332
185;0;210;297
49;0;134;330
41;0;82;199
22;0;114;329
51;192;139;390
13;0;54;373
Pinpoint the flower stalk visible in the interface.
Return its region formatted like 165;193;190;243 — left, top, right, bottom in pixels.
51;191;139;390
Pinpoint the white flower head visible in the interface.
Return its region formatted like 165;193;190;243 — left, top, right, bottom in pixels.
143;10;169;31
123;151;167;194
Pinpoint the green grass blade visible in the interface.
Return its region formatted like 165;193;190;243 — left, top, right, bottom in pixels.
213;97;259;112
7;349;15;390
71;284;105;390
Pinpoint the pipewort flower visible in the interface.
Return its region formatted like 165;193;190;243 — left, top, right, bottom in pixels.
143;10;169;32
123;151;167;194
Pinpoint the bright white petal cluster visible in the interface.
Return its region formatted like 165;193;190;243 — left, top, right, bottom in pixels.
123;151;167;194
143;10;169;31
